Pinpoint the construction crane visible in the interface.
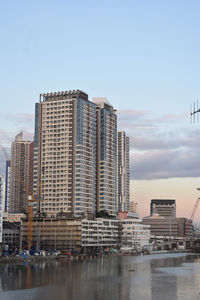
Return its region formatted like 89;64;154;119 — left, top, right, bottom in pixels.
0;140;42;250
184;196;200;238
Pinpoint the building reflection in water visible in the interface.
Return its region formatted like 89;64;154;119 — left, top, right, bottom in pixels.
0;254;200;300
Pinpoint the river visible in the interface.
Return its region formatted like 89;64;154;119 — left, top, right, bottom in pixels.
0;253;200;300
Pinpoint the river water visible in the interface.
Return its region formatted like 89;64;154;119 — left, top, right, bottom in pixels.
0;253;200;300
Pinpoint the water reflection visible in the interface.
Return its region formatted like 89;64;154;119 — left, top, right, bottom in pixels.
0;254;200;300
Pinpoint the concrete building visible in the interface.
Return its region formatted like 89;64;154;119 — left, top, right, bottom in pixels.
117;131;130;212
177;217;194;238
3;212;26;223
21;218;82;251
150;199;176;218
2;222;20;252
93;98;117;217
10;132;34;213
0;176;3;243
34;90;97;217
82;218;119;250
118;212;150;251
142;216;178;237
4;160;11;212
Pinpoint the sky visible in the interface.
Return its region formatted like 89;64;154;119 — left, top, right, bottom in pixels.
1;0;200;221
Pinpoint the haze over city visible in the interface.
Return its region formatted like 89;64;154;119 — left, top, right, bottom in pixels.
1;0;200;220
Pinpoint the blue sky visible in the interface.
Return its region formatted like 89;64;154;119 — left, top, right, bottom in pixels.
1;0;200;219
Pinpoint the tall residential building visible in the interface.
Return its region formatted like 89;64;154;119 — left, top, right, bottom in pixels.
93;98;117;217
0;175;3;243
117;131;130;211
34;90;96;217
5;160;11;212
10;132;34;213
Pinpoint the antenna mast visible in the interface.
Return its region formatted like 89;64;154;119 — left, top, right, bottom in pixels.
191;100;200;123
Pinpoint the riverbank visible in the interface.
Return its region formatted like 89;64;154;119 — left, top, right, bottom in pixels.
0;249;196;264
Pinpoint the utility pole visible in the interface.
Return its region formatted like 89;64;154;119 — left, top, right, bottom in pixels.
54;227;57;251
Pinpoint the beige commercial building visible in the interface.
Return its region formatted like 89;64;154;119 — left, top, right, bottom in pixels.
34;90;97;217
21;218;82;250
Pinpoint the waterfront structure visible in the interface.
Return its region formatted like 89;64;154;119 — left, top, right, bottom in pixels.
177;217;194;237
10;132;34;213
118;212;150;251
117;131;130;212
82;218;119;250
21;218;82;251
34;90;97;217
93;98;117;217
142;215;178;237
150;199;176;218
4;160;11;212
0;176;3;243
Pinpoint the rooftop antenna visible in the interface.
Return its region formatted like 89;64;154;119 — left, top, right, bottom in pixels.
191;99;200;123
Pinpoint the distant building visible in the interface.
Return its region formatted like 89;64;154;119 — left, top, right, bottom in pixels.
2;221;20;252
0;175;3;243
5;160;11;212
117;131;130;212
130;201;137;214
143;215;178;237
21;218;82;251
10;132;34;213
82;218;119;250
3;212;26;223
177;217;194;238
120;219;150;251
150;199;176;218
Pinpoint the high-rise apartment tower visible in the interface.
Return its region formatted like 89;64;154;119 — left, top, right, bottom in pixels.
10;132;34;213
93;98;117;217
34;90;96;217
118;131;130;211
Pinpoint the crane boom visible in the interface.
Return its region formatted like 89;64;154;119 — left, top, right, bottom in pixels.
185;197;200;238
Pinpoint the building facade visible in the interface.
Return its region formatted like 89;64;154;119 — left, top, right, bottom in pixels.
10;132;34;213
34;90;97;217
117;131;130;211
93;98;117;217
82;218;119;249
5;160;11;212
120;218;150;251
0;176;3;243
150;199;176;218
21;218;82;251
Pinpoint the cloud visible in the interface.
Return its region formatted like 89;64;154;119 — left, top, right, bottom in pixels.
118;108;200;180
131;147;200;180
0;129;33;147
0;113;34;123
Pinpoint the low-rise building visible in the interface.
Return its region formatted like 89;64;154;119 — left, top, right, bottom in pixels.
3;212;26;223
21;218;82;251
82;218;119;250
119;218;150;251
2;221;20;252
142;215;178;237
